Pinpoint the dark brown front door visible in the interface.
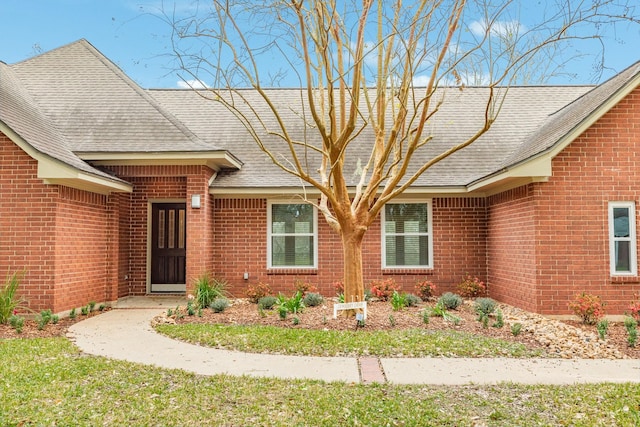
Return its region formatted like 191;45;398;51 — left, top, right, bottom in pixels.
151;203;186;292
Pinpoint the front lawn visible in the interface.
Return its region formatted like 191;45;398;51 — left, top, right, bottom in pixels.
1;338;639;426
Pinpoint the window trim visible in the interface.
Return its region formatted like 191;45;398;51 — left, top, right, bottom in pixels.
381;200;433;269
608;201;637;276
267;200;318;269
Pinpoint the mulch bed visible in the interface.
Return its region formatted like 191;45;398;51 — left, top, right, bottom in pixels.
2;301;638;359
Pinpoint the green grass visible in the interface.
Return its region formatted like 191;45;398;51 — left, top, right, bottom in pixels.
155;323;543;357
1;338;639;426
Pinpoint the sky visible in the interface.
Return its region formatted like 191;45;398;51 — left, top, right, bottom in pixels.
1;0;639;89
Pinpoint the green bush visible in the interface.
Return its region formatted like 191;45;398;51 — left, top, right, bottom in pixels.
69;308;77;319
257;296;277;310
474;298;497;316
390;291;407;311
438;292;462;310
303;292;324;307
0;270;28;324
511;323;523;336
195;273;229;308
624;316;638;348
210;298;229;313
405;293;422;307
9;315;24;333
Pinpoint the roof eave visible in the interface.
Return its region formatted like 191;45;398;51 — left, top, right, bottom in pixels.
1;122;133;194
79;151;243;171
469;68;640;195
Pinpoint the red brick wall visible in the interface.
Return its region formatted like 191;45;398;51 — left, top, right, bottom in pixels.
530;87;640;315
0;135;57;311
53;187;111;311
487;186;538;312
212;197;487;298
1;134;118;313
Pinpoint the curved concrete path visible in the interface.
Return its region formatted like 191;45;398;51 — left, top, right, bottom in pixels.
68;308;640;385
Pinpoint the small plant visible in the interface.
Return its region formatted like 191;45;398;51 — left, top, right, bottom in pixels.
37;309;53;330
197;308;203;317
210;298;229;313
596;319;609;340
474;298;497;317
278;305;288;320
404;293;422;307
390;291;407;311
88;301;96;312
332;280;344;296
0;270;28;324
568;292;605;325
511;323;523;337
9;315;24;333
174;306;184;320
628;295;640;322
278;291;305;314
166;308;173;317
624;316;638;348
195;273;229;308
415;280;436;300
369;278;400;301
431;301;461;324
98;304;106;311
479;314;489;328
69;307;77;319
492;309;504;328
294;279;317;296
438;292;462;310
245;282;273;303
186;301;196;316
303;292;324;307
81;305;89;316
388;314;396;327
258;296;277;310
422;309;430;325
292;316;300;325
457;274;486;298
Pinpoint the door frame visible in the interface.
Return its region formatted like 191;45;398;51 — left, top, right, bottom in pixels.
147;199;187;294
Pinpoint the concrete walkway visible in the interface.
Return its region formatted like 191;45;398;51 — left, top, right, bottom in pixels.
68;300;640;385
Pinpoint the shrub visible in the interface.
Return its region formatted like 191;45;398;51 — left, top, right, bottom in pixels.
9;315;24;333
195;273;229;308
370;278;400;301
210;298;229;313
332;280;344;296
422;309;430;325
457;275;486;298
568;292;605;325
245;282;273;303
415;280;436;300
37;310;53;330
511;323;523;336
438;292;462;310
284;291;305;314
596;319;609;340
0;270;28;324
492;309;504;328
69;308;77;319
474;298;497;317
88;301;96;312
303;292;324;307
81;305;89;316
258;296;277;310
294;279;317;296
390;291;407;311
405;293;421;307
628;295;640;322
624;316;638;348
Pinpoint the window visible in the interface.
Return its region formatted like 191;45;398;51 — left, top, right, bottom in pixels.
382;202;432;268
608;202;637;276
268;202;317;268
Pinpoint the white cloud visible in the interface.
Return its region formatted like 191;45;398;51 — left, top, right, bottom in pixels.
177;79;209;89
469;20;525;38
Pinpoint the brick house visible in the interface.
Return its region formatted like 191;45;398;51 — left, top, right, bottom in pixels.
1;39;639;316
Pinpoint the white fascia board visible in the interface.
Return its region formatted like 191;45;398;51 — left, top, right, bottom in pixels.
467;156;552;192
79;151;243;170
210;185;472;198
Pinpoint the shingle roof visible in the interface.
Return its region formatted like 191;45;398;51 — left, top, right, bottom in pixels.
502;61;640;169
9;39;221;154
0;61;125;183
150;85;592;189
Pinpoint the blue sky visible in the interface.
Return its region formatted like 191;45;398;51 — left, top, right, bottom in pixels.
1;0;639;89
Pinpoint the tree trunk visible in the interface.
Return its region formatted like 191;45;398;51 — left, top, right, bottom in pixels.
341;228;365;317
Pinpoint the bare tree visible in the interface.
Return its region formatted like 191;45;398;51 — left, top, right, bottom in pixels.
168;0;638;308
